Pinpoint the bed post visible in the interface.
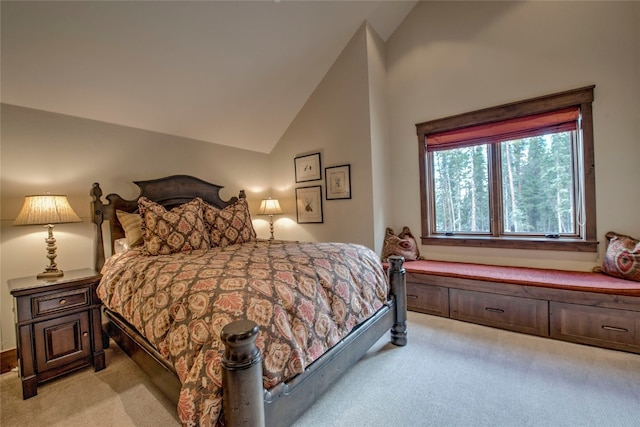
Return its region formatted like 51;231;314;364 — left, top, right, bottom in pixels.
90;183;106;272
221;319;265;427
388;255;407;346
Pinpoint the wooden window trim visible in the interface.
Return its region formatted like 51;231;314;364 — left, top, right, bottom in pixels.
416;86;597;252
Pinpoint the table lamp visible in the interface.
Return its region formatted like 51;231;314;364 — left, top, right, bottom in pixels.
257;198;283;240
14;194;82;279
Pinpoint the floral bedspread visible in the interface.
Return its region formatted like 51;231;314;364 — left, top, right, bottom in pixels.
97;240;388;426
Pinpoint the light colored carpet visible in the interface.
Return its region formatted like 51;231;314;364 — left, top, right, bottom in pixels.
0;337;179;427
2;312;640;426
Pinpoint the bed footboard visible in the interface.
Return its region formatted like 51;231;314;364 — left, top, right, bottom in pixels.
388;255;408;346
221;255;407;427
221;320;265;427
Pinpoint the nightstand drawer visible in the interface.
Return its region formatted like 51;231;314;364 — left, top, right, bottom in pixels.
33;288;90;317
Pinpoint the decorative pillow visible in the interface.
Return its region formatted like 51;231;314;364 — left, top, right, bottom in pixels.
382;226;421;262
204;198;256;247
138;197;210;255
202;201;221;229
594;231;640;282
116;210;144;247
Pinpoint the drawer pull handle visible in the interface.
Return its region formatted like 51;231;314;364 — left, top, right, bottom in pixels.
408;295;418;300
602;325;629;333
59;299;66;305
83;332;89;337
485;307;504;314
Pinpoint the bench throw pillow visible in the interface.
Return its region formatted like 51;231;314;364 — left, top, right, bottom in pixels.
596;231;640;282
382;226;421;262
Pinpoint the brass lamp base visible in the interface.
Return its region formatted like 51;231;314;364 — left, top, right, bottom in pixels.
37;224;65;280
37;268;64;280
268;215;275;240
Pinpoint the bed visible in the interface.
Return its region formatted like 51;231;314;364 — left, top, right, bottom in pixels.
90;175;407;427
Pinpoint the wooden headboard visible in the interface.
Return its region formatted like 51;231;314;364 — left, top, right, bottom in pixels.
90;175;245;271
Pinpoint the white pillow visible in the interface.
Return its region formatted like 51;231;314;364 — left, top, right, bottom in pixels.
113;238;131;254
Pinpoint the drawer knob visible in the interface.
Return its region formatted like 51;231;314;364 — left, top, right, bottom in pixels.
59;299;66;305
485;307;505;314
601;325;629;333
83;332;88;337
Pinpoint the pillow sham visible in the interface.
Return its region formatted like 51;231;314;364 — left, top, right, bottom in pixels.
116;210;144;247
382;226;421;262
595;231;640;282
202;201;221;230
138;197;210;255
204;198;256;247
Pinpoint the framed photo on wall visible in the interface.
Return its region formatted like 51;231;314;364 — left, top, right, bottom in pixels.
325;164;351;200
295;185;323;223
294;153;322;182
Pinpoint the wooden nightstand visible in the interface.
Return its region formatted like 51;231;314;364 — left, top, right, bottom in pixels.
9;268;106;399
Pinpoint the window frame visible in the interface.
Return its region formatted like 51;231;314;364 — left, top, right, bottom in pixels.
416;86;597;252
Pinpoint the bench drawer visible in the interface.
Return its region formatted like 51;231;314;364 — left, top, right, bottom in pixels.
550;302;640;353
406;281;449;317
450;289;549;336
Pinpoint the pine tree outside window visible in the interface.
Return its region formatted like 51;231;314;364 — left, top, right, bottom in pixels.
416;86;597;252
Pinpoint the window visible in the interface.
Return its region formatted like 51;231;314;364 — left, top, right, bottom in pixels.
416;86;597;251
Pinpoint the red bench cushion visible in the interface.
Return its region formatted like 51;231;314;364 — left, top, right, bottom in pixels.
400;260;640;297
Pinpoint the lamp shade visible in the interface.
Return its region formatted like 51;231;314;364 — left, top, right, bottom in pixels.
14;195;81;226
257;198;283;216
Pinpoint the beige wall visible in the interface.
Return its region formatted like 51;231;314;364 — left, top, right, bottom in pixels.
367;24;393;254
0;21;389;353
386;1;640;270
269;24;379;247
0;104;270;350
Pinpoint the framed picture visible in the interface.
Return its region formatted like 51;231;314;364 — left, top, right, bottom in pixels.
294;153;322;183
295;185;323;223
325;164;351;200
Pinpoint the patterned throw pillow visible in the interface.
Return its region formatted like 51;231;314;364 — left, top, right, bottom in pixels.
138;197;210;255
382;226;421;262
204;199;256;247
596;231;640;282
202;201;221;230
116;210;144;247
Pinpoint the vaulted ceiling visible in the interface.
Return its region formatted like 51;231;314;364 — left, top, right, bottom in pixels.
1;1;416;153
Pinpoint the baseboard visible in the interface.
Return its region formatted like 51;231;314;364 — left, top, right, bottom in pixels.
1;348;18;374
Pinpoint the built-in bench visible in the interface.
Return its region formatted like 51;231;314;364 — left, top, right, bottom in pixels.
398;260;640;354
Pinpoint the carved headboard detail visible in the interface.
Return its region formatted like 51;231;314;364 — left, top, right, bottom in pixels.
90;175;245;271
